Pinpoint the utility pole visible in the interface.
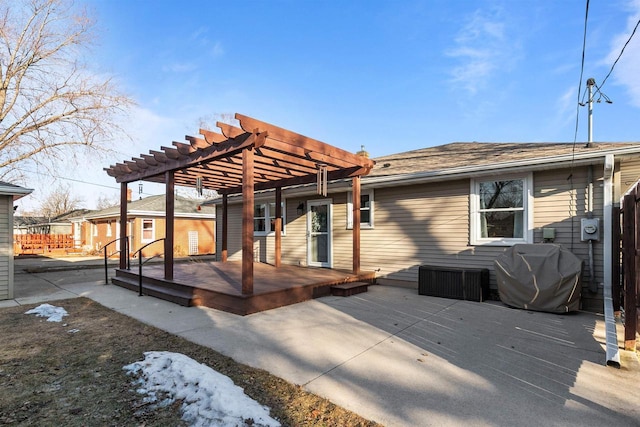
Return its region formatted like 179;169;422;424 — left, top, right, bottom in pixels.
586;77;595;147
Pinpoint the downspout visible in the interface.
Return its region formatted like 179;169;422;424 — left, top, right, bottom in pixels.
603;154;614;296
587;166;597;293
603;154;618;367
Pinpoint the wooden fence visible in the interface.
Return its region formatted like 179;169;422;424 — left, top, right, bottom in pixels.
621;182;640;350
13;234;75;255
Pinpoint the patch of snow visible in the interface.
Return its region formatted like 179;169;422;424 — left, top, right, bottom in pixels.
24;304;68;322
67;329;80;334
123;351;281;427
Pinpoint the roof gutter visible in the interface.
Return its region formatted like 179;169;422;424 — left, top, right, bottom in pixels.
208;146;640;204
362;148;636;189
0;185;33;201
83;210;215;220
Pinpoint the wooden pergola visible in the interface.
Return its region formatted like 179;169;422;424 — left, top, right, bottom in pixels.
105;113;375;295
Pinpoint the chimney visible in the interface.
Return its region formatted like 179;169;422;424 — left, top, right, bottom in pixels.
356;145;369;158
127;188;132;202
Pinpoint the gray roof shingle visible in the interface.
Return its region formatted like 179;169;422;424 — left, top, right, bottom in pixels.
369;142;640;177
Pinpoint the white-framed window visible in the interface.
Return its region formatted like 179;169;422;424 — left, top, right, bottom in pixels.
106;221;112;237
141;218;155;242
347;189;374;229
470;174;533;246
92;223;98;237
254;201;286;236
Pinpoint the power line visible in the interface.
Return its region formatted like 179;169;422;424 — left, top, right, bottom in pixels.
568;0;590;252
572;0;590;147
13;167;159;197
599;17;640;90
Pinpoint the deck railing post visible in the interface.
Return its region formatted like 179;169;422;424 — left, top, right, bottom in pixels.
104;245;108;285
139;255;143;297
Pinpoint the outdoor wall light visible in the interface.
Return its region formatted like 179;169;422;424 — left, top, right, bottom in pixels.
297;202;305;215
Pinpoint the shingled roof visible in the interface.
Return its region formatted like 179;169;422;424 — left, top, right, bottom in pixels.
84;195;215;220
369;142;640;178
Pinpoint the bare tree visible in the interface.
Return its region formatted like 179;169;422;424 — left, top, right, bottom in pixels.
95;192;119;209
0;0;133;181
39;183;83;218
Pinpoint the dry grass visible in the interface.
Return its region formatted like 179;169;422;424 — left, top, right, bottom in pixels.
0;298;380;427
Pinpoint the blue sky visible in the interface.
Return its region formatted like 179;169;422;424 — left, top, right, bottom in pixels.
17;0;640;210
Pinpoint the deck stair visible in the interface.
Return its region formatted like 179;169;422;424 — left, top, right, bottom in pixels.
330;282;369;297
111;269;199;307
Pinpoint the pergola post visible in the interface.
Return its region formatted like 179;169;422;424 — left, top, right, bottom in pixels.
119;182;128;269
274;187;282;267
165;171;174;280
242;147;254;294
221;193;228;262
352;175;361;274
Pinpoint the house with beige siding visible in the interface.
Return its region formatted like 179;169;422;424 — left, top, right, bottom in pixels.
214;142;640;312
75;194;216;258
0;182;33;300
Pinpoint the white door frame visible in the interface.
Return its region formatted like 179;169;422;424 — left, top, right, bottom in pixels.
306;198;332;268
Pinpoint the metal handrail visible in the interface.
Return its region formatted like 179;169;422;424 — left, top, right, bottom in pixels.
100;236;130;285
131;238;165;296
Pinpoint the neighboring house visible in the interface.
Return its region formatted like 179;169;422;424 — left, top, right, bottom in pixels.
214;142;640;312
80;194;216;258
0;182;33;300
14;209;93;234
13;209;93;255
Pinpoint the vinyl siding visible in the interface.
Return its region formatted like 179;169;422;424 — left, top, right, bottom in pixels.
214;162;620;312
620;157;640;195
217;197;327;266
360;179;474;282
533;167;603;311
0;196;13;299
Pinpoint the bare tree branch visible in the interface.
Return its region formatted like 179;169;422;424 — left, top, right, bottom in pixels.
38;182;83;217
0;0;133;182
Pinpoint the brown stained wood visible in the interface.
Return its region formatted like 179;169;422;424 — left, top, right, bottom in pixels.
242;147;254;295
275;187;282;268
261;137;361;170
151;150;168;163
635;182;640;346
113;262;376;315
111;133;256;183
141;154;159;166
119;183;128;269
124;161;141;172
133;158;149;169
222;194;228;262
165;171;175;281
113;163;133;174
106;114;372;190
161;146;182;160
205;156;297;180
175;171;240;186
199;128;227;144
612;206;621;314
218;122;246;139
222;166;366;195
172;141;197;155
173;168;277;189
622;184;638;350
255;147;327;174
236;113;374;170
352;176;361;274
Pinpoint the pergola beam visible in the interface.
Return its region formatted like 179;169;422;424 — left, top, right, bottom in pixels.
105;113;374;194
236;113;372;170
220;166;366;195
110;132;262;184
199;129;227;144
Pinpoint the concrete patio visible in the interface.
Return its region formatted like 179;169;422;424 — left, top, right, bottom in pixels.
4;259;640;426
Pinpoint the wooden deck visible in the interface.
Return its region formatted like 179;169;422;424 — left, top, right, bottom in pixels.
112;260;375;315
